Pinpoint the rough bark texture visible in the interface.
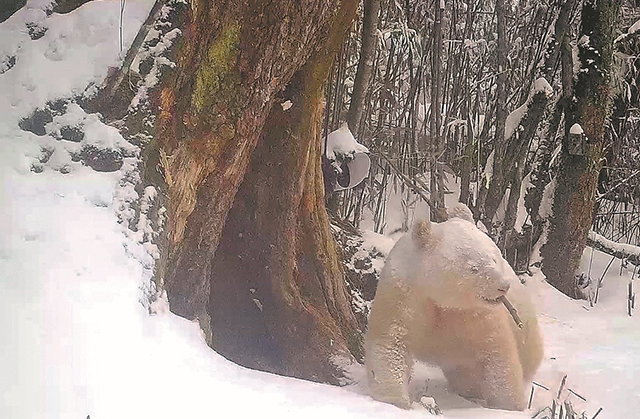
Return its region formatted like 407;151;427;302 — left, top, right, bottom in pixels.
208;57;363;382
500;152;526;251
145;0;362;383
541;0;621;298
489;90;550;230
525;0;575;245
346;0;379;133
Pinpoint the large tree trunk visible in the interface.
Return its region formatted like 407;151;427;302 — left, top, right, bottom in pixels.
541;0;621;298
144;0;360;383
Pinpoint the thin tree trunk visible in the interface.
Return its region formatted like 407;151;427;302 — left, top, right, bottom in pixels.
429;0;445;221
347;0;380;133
500;152;526;251
541;0;621;298
480;0;508;224
141;0;360;382
459;0;475;207
487;88;551;228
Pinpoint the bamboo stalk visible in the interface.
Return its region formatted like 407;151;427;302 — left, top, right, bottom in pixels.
628;280;634;316
557;374;568;399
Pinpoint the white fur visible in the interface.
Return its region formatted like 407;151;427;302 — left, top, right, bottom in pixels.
365;209;543;411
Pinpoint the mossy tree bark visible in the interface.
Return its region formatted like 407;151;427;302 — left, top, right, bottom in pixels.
541;0;621;298
150;0;361;383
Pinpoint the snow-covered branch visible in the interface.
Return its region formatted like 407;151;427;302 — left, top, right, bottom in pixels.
587;231;640;265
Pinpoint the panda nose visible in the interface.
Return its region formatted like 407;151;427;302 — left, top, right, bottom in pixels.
498;283;510;294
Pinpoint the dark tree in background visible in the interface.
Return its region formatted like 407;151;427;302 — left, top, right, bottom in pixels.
0;0;26;22
541;0;621;297
347;0;380;134
478;0;509;224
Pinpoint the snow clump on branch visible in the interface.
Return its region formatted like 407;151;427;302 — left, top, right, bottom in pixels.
323;123;369;161
504;77;553;139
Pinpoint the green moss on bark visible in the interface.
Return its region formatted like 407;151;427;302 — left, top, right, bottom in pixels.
191;22;243;117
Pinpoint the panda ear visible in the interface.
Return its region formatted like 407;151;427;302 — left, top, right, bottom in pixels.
412;219;432;248
446;203;475;223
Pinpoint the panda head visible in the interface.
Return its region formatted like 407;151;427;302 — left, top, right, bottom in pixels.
411;204;515;309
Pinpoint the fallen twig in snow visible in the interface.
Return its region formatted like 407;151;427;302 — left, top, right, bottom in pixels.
528;385;535;409
532;381;550;391
591;407;603;419
530;376;594;419
568;388;586;402
564;400;578;419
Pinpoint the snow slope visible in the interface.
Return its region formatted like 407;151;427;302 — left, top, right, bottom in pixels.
1;2;638;419
527;251;640;418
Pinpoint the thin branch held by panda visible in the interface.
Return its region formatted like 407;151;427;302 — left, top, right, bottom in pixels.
499;295;524;328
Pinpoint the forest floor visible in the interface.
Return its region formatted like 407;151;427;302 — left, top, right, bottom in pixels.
1;1;638;418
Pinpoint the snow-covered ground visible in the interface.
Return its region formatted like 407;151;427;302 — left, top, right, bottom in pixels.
1;2;639;419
